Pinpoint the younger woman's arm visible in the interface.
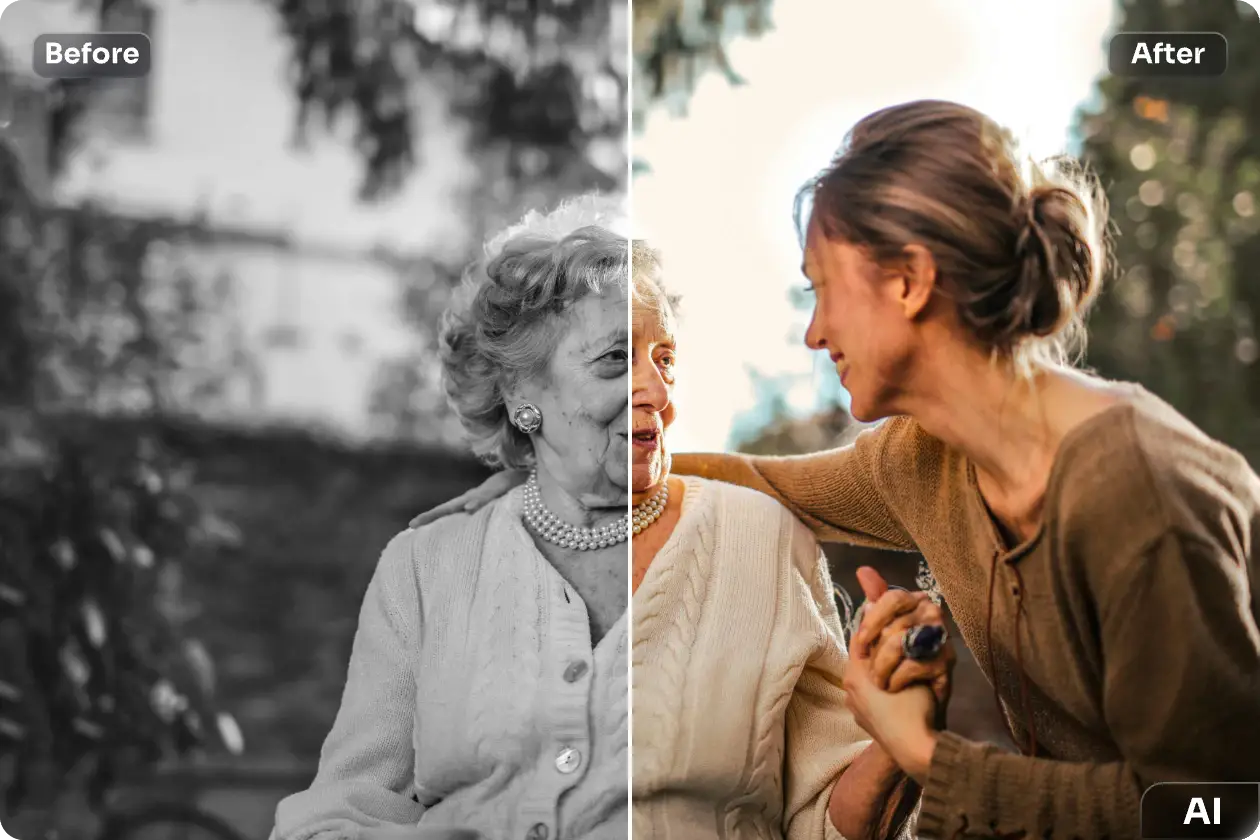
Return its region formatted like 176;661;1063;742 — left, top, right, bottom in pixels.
672;419;918;552
916;530;1260;839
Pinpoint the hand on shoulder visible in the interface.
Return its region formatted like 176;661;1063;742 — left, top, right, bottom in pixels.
360;827;486;840
409;469;528;529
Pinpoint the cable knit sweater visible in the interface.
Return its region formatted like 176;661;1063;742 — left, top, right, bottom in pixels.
632;476;871;840
673;387;1260;839
272;486;629;840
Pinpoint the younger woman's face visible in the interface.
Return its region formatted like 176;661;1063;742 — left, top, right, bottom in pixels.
518;285;629;504
802;218;919;422
631;293;676;497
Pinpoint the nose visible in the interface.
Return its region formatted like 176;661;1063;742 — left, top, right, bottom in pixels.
804;310;827;351
633;355;670;412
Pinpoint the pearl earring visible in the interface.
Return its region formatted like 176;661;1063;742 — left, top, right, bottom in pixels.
510;403;543;434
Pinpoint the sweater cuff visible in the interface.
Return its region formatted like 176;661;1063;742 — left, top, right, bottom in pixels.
915;730;971;839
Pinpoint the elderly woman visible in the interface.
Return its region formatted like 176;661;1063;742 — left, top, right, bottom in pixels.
627;242;933;840
272;195;631;840
415;243;949;840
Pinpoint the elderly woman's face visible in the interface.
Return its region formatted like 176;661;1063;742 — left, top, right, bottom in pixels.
520;285;629;499
631;293;676;496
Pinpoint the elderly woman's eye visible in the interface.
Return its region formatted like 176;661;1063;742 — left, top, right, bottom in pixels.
597;348;628;374
658;352;675;368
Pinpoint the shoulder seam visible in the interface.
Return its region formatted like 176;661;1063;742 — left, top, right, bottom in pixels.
1115;405;1179;537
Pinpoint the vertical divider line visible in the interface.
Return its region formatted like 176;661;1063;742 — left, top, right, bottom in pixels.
624;0;636;831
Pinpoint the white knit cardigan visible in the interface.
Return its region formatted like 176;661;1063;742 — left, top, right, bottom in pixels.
272;486;629;840
632;476;871;840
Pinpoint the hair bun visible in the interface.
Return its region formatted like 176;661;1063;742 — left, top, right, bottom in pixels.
1010;183;1102;340
801;101;1109;366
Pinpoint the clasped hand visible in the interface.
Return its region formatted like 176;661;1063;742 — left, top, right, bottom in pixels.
841;567;956;784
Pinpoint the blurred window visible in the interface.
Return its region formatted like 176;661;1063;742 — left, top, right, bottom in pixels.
89;0;155;142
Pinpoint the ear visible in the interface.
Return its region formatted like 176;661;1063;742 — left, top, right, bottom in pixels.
895;244;937;320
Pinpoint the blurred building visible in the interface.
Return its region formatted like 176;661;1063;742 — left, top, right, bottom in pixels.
0;0;475;443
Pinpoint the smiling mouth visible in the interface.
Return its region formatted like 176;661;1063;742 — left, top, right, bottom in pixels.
830;352;850;378
632;429;660;448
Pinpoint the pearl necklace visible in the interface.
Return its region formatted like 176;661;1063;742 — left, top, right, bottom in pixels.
632;481;669;536
522;472;628;550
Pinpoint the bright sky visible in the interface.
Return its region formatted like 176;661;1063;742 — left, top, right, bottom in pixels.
633;0;1114;452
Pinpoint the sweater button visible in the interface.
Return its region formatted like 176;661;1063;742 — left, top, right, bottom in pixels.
563;660;588;682
525;823;549;840
555;746;582;774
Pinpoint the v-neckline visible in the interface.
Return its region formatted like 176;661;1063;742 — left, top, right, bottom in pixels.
963;394;1138;562
498;485;628;655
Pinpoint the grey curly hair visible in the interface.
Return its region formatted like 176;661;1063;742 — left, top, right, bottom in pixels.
439;194;628;469
631;239;681;324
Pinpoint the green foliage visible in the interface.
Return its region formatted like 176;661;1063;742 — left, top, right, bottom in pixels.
275;0;625;200
45;0;626;204
251;0;629;437
1079;0;1260;462
0;421;228;813
632;0;773;133
133;419;489;761
0;140;240;829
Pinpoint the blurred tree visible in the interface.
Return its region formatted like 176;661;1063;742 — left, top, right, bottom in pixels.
262;0;626;440
632;0;772;170
1078;0;1260;464
366;256;467;444
49;0;626;203
0;139;242;836
735;405;863;457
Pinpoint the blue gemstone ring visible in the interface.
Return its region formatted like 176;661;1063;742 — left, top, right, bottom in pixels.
902;624;948;662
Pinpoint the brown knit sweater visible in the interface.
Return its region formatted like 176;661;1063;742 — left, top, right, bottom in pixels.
672;387;1260;839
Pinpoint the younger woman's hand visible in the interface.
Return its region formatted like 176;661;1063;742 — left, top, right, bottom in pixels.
851;566;955;708
408;469;529;529
843;653;939;784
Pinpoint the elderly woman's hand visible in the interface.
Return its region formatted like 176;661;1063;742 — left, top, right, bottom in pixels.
851;567;955;709
843;652;939;785
409;469;529;529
